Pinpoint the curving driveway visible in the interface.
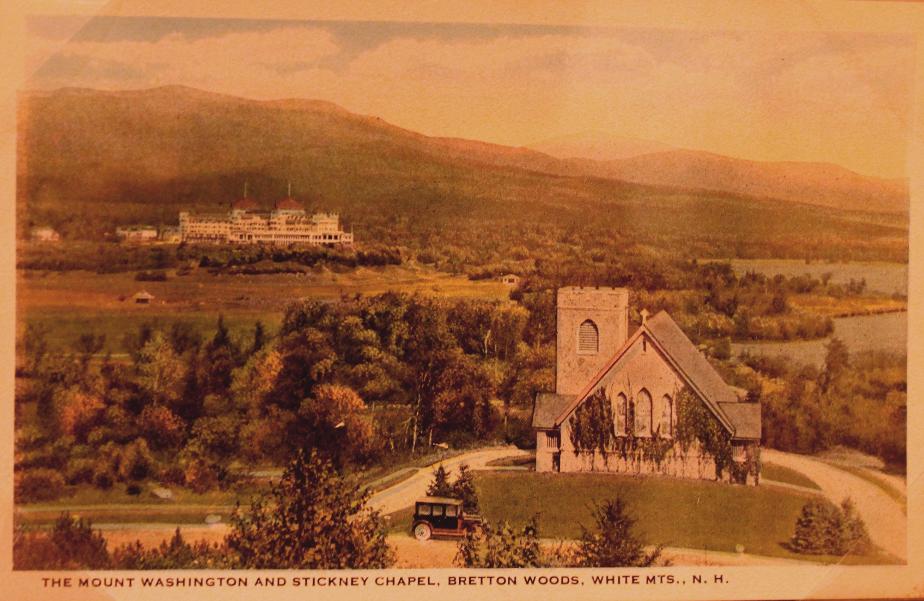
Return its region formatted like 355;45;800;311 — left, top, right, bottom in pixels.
368;446;520;514
761;449;906;561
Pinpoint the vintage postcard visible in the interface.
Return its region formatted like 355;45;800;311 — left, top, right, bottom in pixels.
1;1;922;599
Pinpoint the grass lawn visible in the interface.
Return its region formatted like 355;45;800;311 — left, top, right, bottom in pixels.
485;454;535;468
761;462;821;490
471;472;896;564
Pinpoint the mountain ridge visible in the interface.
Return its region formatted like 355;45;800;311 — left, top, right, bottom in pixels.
17;86;908;224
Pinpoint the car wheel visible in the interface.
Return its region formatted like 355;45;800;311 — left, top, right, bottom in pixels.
413;523;432;541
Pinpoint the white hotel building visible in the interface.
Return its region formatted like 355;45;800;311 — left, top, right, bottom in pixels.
179;195;353;246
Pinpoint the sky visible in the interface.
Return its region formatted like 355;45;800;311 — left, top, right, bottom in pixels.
24;15;917;178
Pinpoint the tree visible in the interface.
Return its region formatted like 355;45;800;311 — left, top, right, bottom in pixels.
137;332;185;405
225;450;394;568
14;513;110;569
22;322;49;375
426;464;453;497
75;332;106;372
451;463;480;513
821;337;849;392
574;497;662;567
455;516;541;568
790;497;870;556
250;320;267;356
296;384;377;469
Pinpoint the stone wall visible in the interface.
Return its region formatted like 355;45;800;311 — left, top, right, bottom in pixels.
555;287;629;395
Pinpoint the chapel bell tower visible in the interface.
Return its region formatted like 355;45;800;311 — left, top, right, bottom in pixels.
555;287;629;396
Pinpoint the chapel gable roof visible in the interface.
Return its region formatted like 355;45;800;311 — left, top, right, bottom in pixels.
553;310;759;440
532;393;575;429
644;311;739;407
718;402;762;440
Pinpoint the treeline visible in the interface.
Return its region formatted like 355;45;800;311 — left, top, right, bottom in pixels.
15;451;393;569
15;293;549;502
743;341;907;466
517;261;843;343
17;241;403;274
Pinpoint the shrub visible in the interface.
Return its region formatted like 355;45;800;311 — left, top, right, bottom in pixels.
64;458;96;485
126;483;142;496
791;497;871;555
111;528;228;569
14;513;110;569
93;468;115;490
15;468;67;503
183;458;219;493
119;438;155;481
455;516;542;568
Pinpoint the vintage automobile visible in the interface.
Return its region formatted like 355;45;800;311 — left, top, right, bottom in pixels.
411;496;482;540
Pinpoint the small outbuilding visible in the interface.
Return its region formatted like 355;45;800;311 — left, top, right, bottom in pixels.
499;274;521;286
30;226;60;243
132;291;155;305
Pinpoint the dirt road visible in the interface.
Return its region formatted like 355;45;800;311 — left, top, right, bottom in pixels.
761;449;906;561
368;446;520;514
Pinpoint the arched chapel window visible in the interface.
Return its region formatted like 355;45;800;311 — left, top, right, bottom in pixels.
615;392;628;435
635;389;652;437
661;395;673;437
578;320;599;354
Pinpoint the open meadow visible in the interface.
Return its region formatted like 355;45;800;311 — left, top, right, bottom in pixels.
17;263;509;353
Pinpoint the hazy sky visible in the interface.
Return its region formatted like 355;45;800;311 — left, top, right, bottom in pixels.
25;16;916;178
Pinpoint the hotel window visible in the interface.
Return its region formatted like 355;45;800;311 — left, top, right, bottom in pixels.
578;319;599;354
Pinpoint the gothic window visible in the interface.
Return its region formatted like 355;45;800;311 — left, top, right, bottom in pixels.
578;319;599;354
635;389;652;437
661;395;673;437
615;392;628;435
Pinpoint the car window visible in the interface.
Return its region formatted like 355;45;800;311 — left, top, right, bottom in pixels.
418;504;431;516
446;505;458;517
433;505;444;517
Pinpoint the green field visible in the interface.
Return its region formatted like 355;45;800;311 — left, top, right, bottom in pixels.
18;264;510;353
469;472;895;563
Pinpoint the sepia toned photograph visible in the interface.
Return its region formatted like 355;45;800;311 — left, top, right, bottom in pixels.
1;1;922;599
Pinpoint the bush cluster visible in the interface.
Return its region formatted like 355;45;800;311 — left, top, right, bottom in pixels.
790;498;871;556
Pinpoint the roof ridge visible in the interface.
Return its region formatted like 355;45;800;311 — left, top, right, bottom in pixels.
553;311;736;433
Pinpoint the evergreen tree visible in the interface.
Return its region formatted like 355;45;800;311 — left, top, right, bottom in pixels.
575;496;662;567
426;464;453;497
451;463;480;513
791;498;842;554
790;497;870;555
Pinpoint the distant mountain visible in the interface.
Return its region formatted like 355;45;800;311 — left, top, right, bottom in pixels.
527;131;674;161
585;149;909;214
16;86;908;244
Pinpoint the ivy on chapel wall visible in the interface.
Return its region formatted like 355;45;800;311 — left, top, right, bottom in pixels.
568;385;759;483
